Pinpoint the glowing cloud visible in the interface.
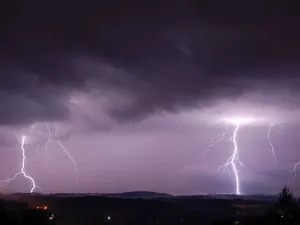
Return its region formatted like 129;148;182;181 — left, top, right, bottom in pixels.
222;117;256;125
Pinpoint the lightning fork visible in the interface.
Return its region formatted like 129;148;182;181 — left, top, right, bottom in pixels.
267;123;284;163
215;117;256;195
44;124;52;158
202;124;229;157
44;123;78;181
202;116;287;195
267;124;277;163
217;124;244;195
0;135;42;193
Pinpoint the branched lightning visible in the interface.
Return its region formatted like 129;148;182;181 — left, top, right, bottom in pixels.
267;123;284;163
202;124;229;156
267;124;277;163
218;123;244;195
44;123;78;181
44;124;52;158
205;117;254;195
203;116;289;195
0;122;78;193
0;136;42;193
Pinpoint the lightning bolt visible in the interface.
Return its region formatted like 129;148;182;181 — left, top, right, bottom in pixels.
267;123;284;163
0;122;78;193
0;136;42;193
44;124;52;158
218;124;243;195
202;124;229;156
44;123;78;182
267;124;277;163
203;116;288;195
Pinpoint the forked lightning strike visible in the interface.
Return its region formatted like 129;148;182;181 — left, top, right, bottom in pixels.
202;124;229;157
0;136;42;193
217;117;254;195
267;124;284;163
0;122;78;193
44;124;78;181
204;117;254;195
217;124;243;195
203;116;287;195
267;124;277;163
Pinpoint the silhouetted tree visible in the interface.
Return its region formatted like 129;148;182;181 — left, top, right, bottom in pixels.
278;186;294;208
264;186;300;225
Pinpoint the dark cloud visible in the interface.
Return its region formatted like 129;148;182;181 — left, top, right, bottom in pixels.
1;1;300;124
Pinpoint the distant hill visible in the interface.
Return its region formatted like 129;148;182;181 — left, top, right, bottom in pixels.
12;191;174;199
178;194;278;202
6;192;276;201
104;191;173;198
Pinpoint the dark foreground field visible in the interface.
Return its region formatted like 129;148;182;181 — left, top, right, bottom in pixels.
0;188;298;225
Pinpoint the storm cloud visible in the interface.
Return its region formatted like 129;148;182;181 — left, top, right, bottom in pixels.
0;1;299;125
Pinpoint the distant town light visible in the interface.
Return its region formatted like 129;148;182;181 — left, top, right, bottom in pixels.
107;216;111;220
49;214;55;220
36;205;48;210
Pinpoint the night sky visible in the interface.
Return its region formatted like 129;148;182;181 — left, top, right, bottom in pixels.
1;1;300;195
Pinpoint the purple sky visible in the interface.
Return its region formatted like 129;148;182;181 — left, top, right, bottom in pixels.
0;98;299;195
1;1;300;194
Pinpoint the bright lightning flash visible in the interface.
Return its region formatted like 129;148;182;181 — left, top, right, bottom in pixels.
203;116;286;195
0;136;42;193
222;117;255;125
217;117;255;195
0;123;78;193
202;116;255;156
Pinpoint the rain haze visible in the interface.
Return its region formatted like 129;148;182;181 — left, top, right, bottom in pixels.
1;1;300;195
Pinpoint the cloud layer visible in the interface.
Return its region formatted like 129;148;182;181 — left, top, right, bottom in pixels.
0;1;300;125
